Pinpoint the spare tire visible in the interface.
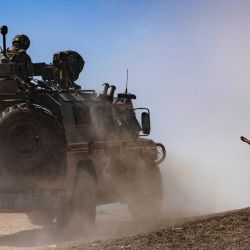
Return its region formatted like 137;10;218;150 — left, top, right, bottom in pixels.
0;104;66;175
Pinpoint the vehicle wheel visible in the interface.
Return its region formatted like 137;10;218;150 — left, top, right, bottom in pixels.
127;160;163;221
0;104;65;175
57;168;97;229
27;210;55;225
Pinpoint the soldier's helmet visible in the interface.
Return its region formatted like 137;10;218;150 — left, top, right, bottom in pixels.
12;34;30;51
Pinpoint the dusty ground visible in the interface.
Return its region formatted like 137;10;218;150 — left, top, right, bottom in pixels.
0;207;249;249
0;208;194;250
53;207;250;250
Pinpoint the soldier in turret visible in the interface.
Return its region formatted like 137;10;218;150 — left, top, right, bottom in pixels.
5;34;33;76
7;34;33;76
52;50;84;89
240;136;250;145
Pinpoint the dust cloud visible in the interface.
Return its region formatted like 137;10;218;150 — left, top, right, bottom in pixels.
1;1;250;249
125;2;250;216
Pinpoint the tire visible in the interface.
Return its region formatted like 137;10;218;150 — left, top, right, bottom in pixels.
0;104;65;175
57;168;97;229
127;160;163;221
27;210;55;225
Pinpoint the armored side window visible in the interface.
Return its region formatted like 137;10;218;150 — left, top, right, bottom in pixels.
73;104;91;125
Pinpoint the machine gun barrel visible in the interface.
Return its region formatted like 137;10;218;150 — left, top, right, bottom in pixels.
0;26;8;57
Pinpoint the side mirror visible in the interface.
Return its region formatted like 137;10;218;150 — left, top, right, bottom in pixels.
141;112;151;135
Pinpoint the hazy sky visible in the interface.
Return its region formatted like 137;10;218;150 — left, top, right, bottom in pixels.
1;0;250;213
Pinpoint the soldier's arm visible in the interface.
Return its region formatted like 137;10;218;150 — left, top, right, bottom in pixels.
26;53;33;76
19;52;33;77
240;136;250;145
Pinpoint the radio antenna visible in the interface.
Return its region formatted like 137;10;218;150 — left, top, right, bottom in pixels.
125;68;128;94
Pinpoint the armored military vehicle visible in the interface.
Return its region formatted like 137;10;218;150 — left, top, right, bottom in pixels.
0;26;166;226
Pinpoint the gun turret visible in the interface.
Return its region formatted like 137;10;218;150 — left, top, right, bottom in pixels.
0;25;8;57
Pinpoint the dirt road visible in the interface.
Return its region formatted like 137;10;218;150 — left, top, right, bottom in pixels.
0;207;249;249
0;207;189;249
54;207;250;250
